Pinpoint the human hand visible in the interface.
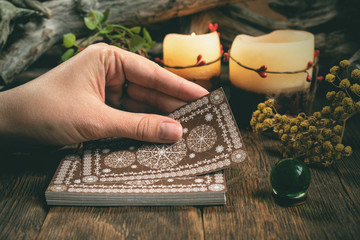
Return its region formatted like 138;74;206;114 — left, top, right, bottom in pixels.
0;43;208;146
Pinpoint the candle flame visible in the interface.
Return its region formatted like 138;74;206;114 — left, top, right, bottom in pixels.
191;32;196;36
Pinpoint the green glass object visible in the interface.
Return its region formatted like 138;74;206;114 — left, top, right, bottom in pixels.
270;158;311;206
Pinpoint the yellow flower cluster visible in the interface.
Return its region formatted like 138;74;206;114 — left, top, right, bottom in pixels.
250;60;359;167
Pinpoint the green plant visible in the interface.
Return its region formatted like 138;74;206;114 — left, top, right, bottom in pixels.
61;9;155;62
250;60;360;167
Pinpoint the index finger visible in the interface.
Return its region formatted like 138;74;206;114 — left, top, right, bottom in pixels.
116;47;209;102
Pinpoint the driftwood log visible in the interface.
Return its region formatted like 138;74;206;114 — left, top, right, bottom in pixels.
0;0;244;84
186;0;360;72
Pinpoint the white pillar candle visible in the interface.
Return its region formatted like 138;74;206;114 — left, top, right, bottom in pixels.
163;32;221;81
229;30;314;95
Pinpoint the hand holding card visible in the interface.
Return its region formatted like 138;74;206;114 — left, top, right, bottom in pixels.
46;88;248;206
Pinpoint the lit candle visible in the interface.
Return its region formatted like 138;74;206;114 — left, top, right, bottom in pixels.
163;32;221;81
229;30;315;95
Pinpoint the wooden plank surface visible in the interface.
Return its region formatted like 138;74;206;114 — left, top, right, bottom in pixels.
37;206;203;240
202;119;360;239
0;150;62;240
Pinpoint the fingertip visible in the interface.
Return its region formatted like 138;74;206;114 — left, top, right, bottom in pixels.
158;121;183;142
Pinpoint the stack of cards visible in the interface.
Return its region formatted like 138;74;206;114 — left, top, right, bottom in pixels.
45;88;248;206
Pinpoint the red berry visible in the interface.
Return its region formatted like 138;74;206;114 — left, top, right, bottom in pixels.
314;50;320;58
213;23;218;31
259;72;267;78
217;32;221;37
307;61;313;69
223;52;229;62
208;23;213;31
197;60;206;66
306;75;312;82
197;54;202;63
154;57;161;62
317;76;324;82
260;65;267;71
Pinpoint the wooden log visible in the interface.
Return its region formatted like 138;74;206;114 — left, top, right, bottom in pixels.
187;2;338;43
0;0;245;85
187;2;360;72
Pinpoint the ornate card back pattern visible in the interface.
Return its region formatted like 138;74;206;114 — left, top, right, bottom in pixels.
46;154;227;206
81;88;248;183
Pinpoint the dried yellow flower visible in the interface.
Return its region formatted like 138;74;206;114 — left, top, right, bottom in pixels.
339;79;351;89
321;106;332;115
335;143;344;152
325;73;336;83
326;91;336;100
350;83;360;95
322;141;333;151
330;66;339;74
300;121;309;129
344;146;352;154
252;110;260;118
333;125;343;134
339;60;350;68
250;60;357;167
351;69;360;80
281;134;289;142
290;125;298;133
356;101;360;110
263;118;273;127
257;103;265;110
255;123;264;132
265;99;274;107
313;112;322;119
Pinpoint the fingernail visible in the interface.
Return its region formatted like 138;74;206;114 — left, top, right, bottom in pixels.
159;122;183;141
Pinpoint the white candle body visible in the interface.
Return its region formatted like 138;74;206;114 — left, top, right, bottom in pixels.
163;32;221;81
229;30;314;94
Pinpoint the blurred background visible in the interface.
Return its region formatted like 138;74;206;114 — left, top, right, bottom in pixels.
1;0;359;95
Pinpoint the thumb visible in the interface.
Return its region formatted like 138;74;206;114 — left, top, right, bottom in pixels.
102;107;183;143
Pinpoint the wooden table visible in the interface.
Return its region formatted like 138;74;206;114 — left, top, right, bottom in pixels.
1;102;360;240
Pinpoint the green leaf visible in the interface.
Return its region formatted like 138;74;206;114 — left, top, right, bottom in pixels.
130;35;145;52
100;24;113;34
84;10;104;30
61;48;75;62
142;27;152;42
103;8;110;23
143;41;156;49
89;10;104;24
130;26;141;34
109;33;125;39
112;24;132;33
84;17;97;30
143;43;150;49
63;33;76;48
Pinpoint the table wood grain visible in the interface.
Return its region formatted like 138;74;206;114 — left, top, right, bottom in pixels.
1;111;359;240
